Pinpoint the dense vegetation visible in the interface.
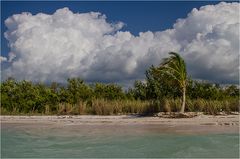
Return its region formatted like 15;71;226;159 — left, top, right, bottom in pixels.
1;77;238;115
1;53;239;115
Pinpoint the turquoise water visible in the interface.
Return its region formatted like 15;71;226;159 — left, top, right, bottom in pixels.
1;124;239;158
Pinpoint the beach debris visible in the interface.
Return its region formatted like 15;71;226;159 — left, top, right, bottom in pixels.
156;112;200;118
229;112;239;115
57;115;73;119
216;111;228;115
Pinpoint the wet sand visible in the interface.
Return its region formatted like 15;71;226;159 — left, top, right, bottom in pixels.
1;115;239;134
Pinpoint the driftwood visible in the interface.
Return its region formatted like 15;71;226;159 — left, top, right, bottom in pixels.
156;111;239;118
156;112;203;118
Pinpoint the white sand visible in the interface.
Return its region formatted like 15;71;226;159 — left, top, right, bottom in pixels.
1;114;239;125
0;115;240;127
1;114;239;134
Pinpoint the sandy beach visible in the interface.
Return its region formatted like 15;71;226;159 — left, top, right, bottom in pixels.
1;114;239;134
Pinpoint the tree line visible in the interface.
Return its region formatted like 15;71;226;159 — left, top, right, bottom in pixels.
1;53;239;115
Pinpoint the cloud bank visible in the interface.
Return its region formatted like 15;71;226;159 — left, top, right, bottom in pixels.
2;2;239;85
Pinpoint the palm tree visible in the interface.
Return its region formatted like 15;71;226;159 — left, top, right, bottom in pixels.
157;52;187;113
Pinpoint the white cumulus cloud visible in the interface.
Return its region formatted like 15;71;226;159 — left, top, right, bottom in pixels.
0;56;7;63
1;2;239;85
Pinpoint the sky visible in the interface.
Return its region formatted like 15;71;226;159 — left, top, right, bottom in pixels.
1;1;239;86
1;1;221;57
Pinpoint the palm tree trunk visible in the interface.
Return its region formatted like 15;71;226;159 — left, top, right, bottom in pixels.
180;86;186;113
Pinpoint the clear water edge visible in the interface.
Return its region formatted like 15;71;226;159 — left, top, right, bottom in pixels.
1;123;239;158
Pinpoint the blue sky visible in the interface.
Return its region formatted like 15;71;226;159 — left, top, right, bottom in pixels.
1;1;221;57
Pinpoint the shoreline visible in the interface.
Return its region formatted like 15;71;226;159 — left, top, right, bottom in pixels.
1;114;239;134
1;114;239;125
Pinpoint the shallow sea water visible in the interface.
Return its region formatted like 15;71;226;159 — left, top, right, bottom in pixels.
1;123;239;158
